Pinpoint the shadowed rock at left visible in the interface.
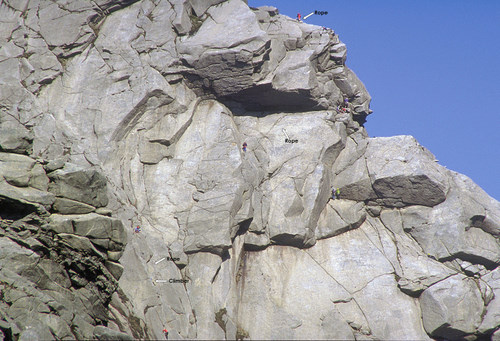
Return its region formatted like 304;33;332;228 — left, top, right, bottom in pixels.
0;141;141;339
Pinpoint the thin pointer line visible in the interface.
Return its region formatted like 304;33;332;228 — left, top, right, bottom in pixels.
282;128;290;139
303;12;315;20
155;257;166;264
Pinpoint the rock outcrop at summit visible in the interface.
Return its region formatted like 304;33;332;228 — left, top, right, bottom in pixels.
1;0;500;340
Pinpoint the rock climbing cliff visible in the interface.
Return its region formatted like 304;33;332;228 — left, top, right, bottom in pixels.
1;0;500;340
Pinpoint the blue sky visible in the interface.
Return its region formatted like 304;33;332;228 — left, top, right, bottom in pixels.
248;0;500;200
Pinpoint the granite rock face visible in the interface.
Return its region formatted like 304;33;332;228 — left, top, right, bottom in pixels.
1;0;500;340
0;158;146;340
0;146;144;339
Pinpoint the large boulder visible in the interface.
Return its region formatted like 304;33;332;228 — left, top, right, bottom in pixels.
378;209;457;295
334;136;449;208
0;153;49;190
48;164;108;207
0;153;35;187
52;197;96;214
177;0;269;98
400;186;500;268
48;213;127;251
420;274;484;339
72;213;126;245
0;119;33;155
0;180;54;209
338;136;449;207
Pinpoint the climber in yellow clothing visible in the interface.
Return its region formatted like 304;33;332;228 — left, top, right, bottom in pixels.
332;187;340;200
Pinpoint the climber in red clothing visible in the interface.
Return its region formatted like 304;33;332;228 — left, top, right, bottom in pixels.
297;13;301;21
162;328;169;339
337;97;350;114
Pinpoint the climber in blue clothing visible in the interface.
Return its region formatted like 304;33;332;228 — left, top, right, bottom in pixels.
342;98;350;112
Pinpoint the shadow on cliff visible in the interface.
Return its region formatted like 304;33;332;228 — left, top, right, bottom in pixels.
222;84;325;114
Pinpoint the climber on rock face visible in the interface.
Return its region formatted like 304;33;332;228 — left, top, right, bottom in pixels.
134;225;141;233
332;187;340;200
343;98;349;108
338;98;350;113
242;142;247;152
162;328;168;339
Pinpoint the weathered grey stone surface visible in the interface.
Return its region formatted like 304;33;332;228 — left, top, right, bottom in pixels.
0;121;33;155
399;185;500;267
52;197;96;214
93;325;135;340
0;119;136;339
72;213;126;245
0;152;35;186
0;180;54;208
335;135;449;208
1;0;499;340
316;199;366;239
479;268;500;334
420;274;484;339
48;164;109;207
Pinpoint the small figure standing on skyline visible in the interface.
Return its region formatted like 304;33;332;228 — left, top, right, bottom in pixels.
297;13;301;21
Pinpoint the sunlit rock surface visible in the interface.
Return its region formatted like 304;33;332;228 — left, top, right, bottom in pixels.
1;0;499;339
